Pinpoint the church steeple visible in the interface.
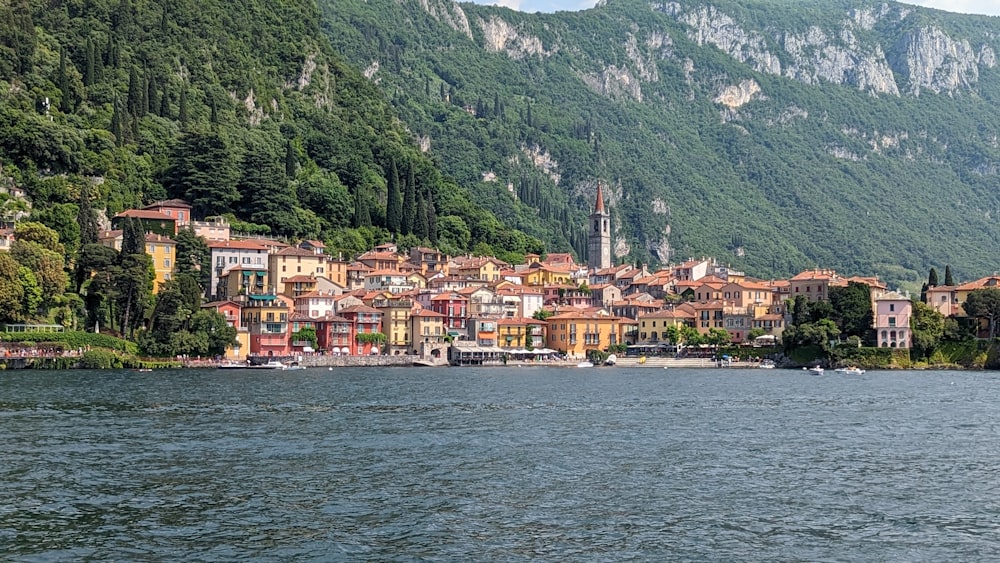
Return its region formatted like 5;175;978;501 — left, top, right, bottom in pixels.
588;182;611;270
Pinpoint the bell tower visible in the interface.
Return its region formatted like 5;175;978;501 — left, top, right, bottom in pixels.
588;183;611;270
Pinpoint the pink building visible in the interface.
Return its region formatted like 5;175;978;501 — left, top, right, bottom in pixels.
874;291;912;348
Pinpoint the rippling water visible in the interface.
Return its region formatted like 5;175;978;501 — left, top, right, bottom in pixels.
3;367;1000;560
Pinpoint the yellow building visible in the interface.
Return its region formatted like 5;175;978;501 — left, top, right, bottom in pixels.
268;247;328;292
545;309;626;359
216;266;269;301
144;234;176;293
409;308;446;356
523;264;573;287
637;309;694;344
373;297;412;355
497;317;546;349
453;256;508;281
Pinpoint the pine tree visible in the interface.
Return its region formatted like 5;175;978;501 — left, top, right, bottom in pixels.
385;160;402;233
945;265;955;286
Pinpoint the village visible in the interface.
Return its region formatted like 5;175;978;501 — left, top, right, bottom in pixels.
7;184;994;367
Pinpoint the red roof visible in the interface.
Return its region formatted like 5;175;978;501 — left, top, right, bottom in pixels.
594;182;606;213
208;240;270;250
114;209;175;221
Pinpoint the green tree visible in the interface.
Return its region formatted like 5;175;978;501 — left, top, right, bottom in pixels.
928;268;939;287
0;252;25;323
172;226;211;291
944;265;955;286
163;128;241;217
828;282;872;340
115;217;153;338
402;161;416;234
910;300;944;359
385;159;402;233
962;288;1000;340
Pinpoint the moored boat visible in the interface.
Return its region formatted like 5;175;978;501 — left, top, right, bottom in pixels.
808;366;824;375
577;361;594;368
759;359;776;369
843;366;865;375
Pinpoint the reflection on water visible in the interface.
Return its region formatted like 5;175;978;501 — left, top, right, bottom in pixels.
2;367;1000;560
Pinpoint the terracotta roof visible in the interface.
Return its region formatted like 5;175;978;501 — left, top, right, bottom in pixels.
790;269;839;281
114;209;175;221
302;239;326;248
338;304;381;314
143;199;192;209
144;233;175;243
412;309;445;318
208;240;269;250
594;183;606;213
275;246;318;257
283;275;318;283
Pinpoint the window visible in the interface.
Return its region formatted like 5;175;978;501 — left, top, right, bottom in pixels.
889;303;895;312
242;257;250;264
888;317;896;327
163;258;171;268
229;256;237;264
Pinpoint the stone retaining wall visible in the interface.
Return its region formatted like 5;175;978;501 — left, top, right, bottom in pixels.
299;355;415;368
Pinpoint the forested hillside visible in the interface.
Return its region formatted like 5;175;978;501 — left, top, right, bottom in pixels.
320;0;1000;286
0;0;542;263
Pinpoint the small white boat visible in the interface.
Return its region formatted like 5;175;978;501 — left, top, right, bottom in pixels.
759;359;775;369
577;361;594;368
217;361;249;369
808;366;824;375
605;354;617;366
250;360;287;370
285;363;306;371
843;366;865;375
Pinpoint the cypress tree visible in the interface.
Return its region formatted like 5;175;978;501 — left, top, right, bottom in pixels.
77;183;98;246
353;189;371;227
126;67;142;116
285;140;297;177
945;265;955;286
425;186;437;244
84;36;95;86
58;46;73;113
110;97;124;145
147;74;159;117
402;162;416;234
416;195;429;240
178;87;188;124
385;160;402;233
159;81;170;118
928;267;939;287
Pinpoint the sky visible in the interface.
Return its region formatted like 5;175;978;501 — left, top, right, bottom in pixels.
470;0;1000;17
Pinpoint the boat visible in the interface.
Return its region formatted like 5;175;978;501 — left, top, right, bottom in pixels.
577;361;594;368
217;360;250;369
808;366;824;375
249;360;287;370
759;359;776;369
605;354;617;366
843;366;865;375
285;363;306;371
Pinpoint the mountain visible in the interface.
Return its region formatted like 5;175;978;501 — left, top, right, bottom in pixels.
0;0;543;263
319;0;1000;286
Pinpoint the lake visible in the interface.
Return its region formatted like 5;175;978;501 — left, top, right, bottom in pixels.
2;367;999;560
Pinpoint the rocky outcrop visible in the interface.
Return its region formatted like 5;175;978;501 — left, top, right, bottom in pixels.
890;26;993;96
653;1;995;98
581;65;643;101
417;0;472;39
479;16;550;59
715;79;761;108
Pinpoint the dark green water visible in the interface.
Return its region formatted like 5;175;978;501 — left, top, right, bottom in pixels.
2;367;1000;560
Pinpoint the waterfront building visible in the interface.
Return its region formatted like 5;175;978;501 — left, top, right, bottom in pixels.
338;304;383;355
637;309;694;345
545;308;625;359
241;294;292;357
497;317;546;349
409;308;447;356
874;291;912;348
144;233;176;293
293;290;337;319
373;297;413;355
924;285;961;317
314;314;354;355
